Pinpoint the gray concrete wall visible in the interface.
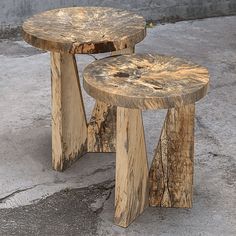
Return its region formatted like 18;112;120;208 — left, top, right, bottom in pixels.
1;0;236;38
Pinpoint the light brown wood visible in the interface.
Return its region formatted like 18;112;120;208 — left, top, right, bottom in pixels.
22;7;146;54
87;101;116;152
87;47;135;152
111;46;135;56
51;52;87;171
149;104;195;208
115;107;149;227
83;54;209;110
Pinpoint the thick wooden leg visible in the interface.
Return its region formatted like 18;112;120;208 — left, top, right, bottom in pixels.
149;104;195;208
87;102;116;152
87;47;135;152
51;52;87;171
115;107;149;227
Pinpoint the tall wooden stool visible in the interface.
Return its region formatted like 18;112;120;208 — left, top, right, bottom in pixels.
83;53;209;227
22;7;146;171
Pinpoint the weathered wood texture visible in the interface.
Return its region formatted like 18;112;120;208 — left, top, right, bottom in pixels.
51;52;87;171
87;101;116;152
87;47;135;152
83;54;209;109
149;104;195;208
111;46;135;56
115;107;149;227
22;7;146;54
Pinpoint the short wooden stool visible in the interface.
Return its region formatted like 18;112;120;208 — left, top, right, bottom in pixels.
22;7;146;171
83;54;209;227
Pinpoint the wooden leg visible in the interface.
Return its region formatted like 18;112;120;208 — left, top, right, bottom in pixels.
87;47;135;152
115;107;149;227
87;101;116;152
149;104;195;208
51;52;87;171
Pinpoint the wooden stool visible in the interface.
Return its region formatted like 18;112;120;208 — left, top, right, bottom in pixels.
83;53;209;227
22;7;146;171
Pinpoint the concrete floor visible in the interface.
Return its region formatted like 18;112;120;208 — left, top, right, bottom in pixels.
0;16;236;235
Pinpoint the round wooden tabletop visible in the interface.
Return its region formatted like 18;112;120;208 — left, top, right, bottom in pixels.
22;7;146;54
83;54;209;110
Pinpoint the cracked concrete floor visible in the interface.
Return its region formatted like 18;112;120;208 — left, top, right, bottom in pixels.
0;16;236;235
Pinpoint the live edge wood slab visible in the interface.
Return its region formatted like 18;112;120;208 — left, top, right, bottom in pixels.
22;7;146;171
83;53;209;227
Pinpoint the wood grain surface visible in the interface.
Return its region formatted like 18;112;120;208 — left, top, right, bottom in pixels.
22;7;146;54
87;47;135;152
115;107;149;227
51;52;87;171
87;101;116;152
149;104;195;208
83;54;209;109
